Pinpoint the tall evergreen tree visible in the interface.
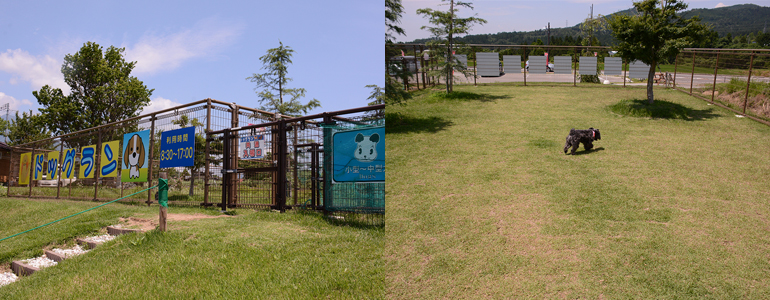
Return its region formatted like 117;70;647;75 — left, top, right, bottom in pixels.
246;42;320;117
417;0;486;93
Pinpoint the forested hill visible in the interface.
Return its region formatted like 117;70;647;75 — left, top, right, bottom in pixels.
409;4;770;47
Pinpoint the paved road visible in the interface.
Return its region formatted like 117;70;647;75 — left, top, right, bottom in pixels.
400;69;770;88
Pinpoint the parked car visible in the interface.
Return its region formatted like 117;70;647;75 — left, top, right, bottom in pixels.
39;176;77;187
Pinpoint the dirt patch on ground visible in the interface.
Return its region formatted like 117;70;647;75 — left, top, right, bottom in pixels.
119;214;232;231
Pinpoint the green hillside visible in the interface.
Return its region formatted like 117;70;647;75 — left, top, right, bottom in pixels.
410;4;770;47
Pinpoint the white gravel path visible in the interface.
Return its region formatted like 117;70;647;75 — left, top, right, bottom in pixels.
0;272;18;287
22;255;58;269
82;234;115;243
51;244;89;258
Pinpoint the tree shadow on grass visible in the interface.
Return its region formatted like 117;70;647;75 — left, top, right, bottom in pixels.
608;99;720;121
385;112;453;135
427;91;507;103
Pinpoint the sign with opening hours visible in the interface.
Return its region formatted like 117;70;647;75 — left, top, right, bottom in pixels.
159;126;196;168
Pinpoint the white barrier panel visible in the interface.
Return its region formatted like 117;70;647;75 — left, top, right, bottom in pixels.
476;52;501;77
604;57;623;75
502;55;521;74
454;54;467;67
579;56;597;75
528;56;548;73
629;60;650;79
553;56;572;75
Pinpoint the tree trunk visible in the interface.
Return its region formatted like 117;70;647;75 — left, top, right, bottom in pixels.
646;61;657;104
447;0;454;93
189;168;195;197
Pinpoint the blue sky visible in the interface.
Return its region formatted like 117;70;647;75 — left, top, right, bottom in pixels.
397;0;770;42
0;0;383;119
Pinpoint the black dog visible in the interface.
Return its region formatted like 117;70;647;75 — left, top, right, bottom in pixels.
563;128;601;155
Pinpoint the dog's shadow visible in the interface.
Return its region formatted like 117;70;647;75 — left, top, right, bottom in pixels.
570;147;605;156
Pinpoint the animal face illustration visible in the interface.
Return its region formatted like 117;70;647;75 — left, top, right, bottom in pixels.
123;134;145;179
354;133;380;162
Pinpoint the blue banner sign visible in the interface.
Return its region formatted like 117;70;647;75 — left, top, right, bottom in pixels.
159;126;196;168
332;127;385;182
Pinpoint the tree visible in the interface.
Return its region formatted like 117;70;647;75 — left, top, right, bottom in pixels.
171;115;207;197
246;42;320;117
417;0;486;93
580;14;608;47
7;111;52;147
385;0;412;106
33;42;153;147
607;0;709;104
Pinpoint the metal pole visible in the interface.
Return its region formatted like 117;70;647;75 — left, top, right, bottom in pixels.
6;148;13;197
221;129;230;211
28;147;34;198
203;99;211;206
744;52;755;115
230;104;239;208
56;140;64;199
523;46;527;86
573;47;577;87
420;45;427;89
412;45;419;90
93;130;101;201
146;116;156;206
293;123;298;206
711;52;720;103
673;53;679;89
689;52;696;95
473;54;477;86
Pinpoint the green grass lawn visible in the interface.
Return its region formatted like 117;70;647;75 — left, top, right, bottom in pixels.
385;84;770;298
0;199;382;299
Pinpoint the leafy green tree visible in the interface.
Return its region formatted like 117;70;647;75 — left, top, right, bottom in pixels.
246;42;320;117
417;0;487;93
580;14;608;47
607;0;709;104
7;111;53;147
33;42;153;147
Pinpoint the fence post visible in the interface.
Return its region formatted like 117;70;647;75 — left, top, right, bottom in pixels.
230;104;239;208
744;51;755;115
28;147;34;197
473;54;477;86
221;128;230;212
689;52;695;95
573;47;577;87
203;98;212;206
523;46;527;86
146;116;156;206
412;45;419;90
420;45;427;89
275;119;287;212
56;142;63;199
6;148;13;197
158;174;168;232
93;129;101;201
293;124;298;206
673;53;679;89
711;52;720;103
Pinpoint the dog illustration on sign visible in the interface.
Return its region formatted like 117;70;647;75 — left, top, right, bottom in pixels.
354;133;380;162
124;134;146;179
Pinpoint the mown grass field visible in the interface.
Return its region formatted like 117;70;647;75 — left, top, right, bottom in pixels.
385;84;770;298
0;199;382;299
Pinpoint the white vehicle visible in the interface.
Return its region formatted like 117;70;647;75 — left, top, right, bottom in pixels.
39;176;77;187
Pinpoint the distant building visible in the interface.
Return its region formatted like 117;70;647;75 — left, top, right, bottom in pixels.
0;142;10;184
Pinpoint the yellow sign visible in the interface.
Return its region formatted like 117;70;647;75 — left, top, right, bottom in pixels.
47;151;60;180
100;140;119;177
79;145;97;179
61;148;76;180
33;153;46;180
19;152;31;185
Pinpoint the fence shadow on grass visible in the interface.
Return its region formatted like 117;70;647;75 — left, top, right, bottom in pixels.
386;112;453;135
608;99;720;121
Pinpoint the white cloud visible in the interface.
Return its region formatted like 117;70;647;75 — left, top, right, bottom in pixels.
142;96;183;114
0;92;34;113
715;3;727;8
0;49;67;91
125;18;243;75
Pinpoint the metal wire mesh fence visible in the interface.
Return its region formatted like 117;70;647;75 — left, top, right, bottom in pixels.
7;99;385;216
387;44;647;88
673;49;770;124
